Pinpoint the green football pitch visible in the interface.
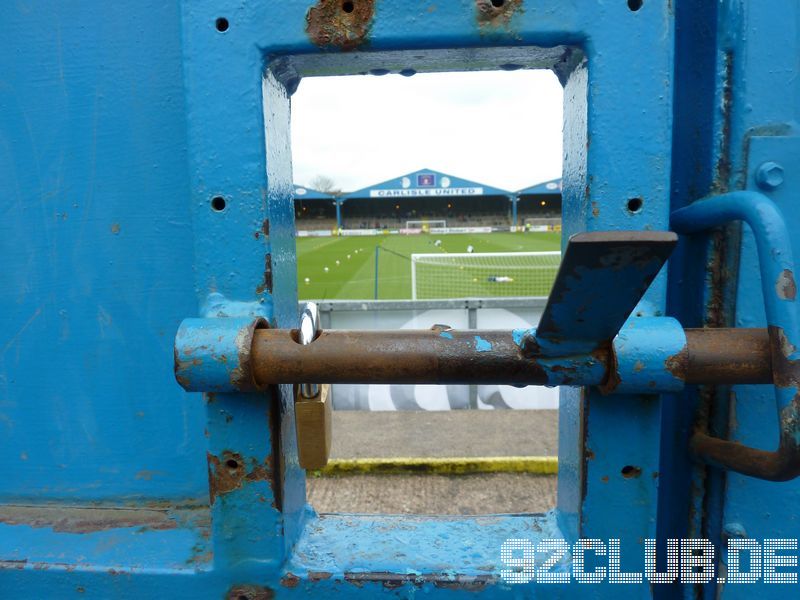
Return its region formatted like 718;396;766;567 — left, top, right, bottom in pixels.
297;232;562;300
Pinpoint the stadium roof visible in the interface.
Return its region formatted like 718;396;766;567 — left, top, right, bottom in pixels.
293;185;335;201
341;168;513;201
516;178;562;196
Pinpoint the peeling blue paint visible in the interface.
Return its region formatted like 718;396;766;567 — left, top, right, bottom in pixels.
439;331;453;339
512;328;534;347
474;336;492;352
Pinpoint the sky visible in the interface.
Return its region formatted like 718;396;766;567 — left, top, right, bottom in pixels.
290;69;563;194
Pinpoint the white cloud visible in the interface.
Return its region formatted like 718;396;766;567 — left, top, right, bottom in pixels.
290;69;563;193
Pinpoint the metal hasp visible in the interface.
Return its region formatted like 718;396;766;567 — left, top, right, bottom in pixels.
672;191;800;481
533;230;678;355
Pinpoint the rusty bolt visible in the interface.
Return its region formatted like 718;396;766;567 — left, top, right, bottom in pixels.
756;161;785;191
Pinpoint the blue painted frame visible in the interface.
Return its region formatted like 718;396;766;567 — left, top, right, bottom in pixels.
12;0;798;597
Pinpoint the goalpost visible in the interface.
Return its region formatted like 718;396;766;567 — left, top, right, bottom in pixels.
406;219;446;232
410;251;561;299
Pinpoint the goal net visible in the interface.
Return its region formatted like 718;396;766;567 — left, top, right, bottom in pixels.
410;251;561;299
406;220;446;232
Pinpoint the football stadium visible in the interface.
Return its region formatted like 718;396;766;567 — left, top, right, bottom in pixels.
295;168;562;300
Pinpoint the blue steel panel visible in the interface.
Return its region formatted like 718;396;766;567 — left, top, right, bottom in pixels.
717;137;800;597
0;2;208;503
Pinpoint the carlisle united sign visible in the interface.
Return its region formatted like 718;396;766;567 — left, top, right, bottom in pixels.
369;173;484;198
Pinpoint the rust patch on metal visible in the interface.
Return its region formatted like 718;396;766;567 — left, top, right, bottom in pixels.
208;451;245;502
777;269;797;300
230;317;268;390
664;345;689;380
306;0;375;50
308;571;333;581
208;451;273;503
280;573;300;588
173;346;200;390
0;505;178;534
256;219;270;240
769;325;799;389
253;328;556;386
256;254;273;295
713;52;733;193
227;585;275;600
476;0;523;27
677;329;772;384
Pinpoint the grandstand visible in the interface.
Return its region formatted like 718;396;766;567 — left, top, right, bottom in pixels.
293;185;339;231
294;171;562;233
516;178;562;231
336;169;512;230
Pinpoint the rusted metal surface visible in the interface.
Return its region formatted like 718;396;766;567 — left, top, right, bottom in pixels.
252;328;591;386
255;253;273;295
306;0;375;50
250;326;775;387
777;268;797;300
476;0;523;28
226;584;275;599
678;328;772;384
0;505;180;534
673;191;800;480
693;325;800;481
207;451;273;503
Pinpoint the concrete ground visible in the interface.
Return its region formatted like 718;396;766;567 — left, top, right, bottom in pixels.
307;410;558;514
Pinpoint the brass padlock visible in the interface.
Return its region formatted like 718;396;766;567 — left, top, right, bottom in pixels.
295;382;332;470
294;302;332;470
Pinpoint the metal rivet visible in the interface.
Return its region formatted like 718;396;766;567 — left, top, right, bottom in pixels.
756;161;785;191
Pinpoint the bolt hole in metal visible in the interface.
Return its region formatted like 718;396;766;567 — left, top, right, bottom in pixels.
211;196;227;212
491;0;505;7
341;1;355;13
215;17;229;32
225;458;239;471
627;0;643;11
627;197;643;214
621;465;642;478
